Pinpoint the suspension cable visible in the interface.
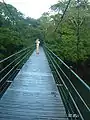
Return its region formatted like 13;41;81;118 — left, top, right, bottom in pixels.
54;0;72;32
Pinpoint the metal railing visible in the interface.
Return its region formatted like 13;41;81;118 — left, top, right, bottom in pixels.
0;46;34;97
44;45;90;120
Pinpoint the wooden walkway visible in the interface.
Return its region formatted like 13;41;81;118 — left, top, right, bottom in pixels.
0;47;68;120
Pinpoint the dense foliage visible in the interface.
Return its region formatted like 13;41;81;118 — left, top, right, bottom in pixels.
0;2;43;59
0;1;90;84
38;0;90;84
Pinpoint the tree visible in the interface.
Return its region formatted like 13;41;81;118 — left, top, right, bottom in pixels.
39;0;90;84
0;2;43;59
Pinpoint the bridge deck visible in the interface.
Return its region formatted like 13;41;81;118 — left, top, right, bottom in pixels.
0;48;68;120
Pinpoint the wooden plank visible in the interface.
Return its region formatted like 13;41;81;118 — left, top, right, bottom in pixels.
0;47;68;120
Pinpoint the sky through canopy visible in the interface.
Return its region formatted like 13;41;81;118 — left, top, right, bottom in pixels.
0;0;59;19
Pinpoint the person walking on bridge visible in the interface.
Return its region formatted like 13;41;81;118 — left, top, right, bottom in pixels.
36;39;40;54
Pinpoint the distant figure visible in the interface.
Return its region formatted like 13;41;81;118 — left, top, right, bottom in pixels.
36;39;40;54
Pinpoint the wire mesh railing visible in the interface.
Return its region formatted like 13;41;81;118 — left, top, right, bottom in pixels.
44;45;90;120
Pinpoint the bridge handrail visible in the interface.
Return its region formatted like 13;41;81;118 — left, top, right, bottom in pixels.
44;45;90;120
45;45;90;90
0;45;34;95
0;46;33;64
45;48;83;119
0;51;27;74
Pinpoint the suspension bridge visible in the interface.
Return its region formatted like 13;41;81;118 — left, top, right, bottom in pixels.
0;0;90;120
0;46;90;120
